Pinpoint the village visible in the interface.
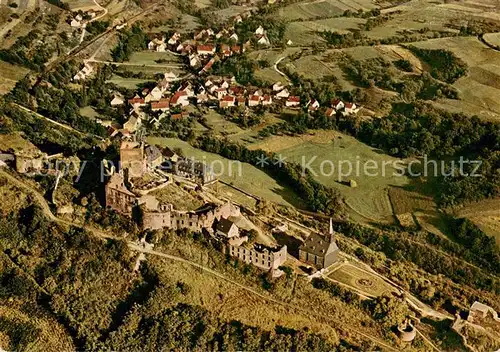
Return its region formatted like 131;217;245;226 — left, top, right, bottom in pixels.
73;10;360;136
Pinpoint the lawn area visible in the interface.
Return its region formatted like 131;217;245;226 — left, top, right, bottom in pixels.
277;0;374;22
146;137;302;208
248;130;410;223
328;263;394;297
202;109;244;136
127;51;181;66
107;75;152;89
79;106;99;119
0;60;29;95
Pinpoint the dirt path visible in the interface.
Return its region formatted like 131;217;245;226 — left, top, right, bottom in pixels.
273;56;290;81
85;59;184;68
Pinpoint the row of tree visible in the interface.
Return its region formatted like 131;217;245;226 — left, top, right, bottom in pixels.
192;134;345;217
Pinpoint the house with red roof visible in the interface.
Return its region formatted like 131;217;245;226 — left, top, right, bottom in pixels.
331;98;344;110
325;108;336;117
151;98;170;112
248;95;261;107
128;95;146;108
197;44;216;56
343;102;360;116
219;95;236;109
170;91;189;107
307;99;320;111
286;96;301;107
236;96;246;106
262;95;272;106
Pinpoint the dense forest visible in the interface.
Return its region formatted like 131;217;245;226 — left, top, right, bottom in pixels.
408;46;468;83
111;25;148;62
0;204;348;351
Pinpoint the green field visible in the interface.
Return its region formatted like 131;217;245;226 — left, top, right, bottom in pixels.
410;37;500;121
107;75;152;89
277;0;375;22
146;137;302;208
328;263;394;297
0;60;29;95
249;130;409;223
285;17;365;46
128;51;181;66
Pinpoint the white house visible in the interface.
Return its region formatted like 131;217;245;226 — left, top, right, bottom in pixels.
229;33;239;41
343;102;360;115
168;32;181;45
164;71;178;82
272;82;285;92
189;54;201;67
156;43;166;52
215;88;227;100
145;87;163;103
331;99;345;110
110;94;124;107
197;93;209;104
73;63;93;81
276;88;290;99
197;44;216;56
262;95;272;106
178;82;195;97
248;95;261;107
307;99;320;111
219;95;236;109
255;25;265;36
170;91;189;107
257;36;270;46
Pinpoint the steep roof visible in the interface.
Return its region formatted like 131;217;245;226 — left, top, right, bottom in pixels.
299;230;338;258
216;218;236;235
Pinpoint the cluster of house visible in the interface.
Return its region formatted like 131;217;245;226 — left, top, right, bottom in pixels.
106;72;362;136
69;12;96;28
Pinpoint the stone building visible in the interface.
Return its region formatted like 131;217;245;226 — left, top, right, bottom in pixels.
141;201;240;231
298;219;339;269
120;141;145;177
227;243;287;272
174;157;216;185
105;173;136;214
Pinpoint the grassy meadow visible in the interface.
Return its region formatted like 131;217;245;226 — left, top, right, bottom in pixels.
248;130;410;223
146;137;302;208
